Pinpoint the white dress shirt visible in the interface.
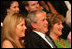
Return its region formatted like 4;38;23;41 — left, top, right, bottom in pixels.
33;31;54;48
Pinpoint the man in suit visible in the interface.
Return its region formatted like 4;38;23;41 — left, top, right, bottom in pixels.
25;10;56;48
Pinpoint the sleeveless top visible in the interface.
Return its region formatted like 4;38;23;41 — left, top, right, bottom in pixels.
1;39;17;48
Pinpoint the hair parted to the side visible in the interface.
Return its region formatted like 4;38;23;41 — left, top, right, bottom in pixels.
1;12;25;48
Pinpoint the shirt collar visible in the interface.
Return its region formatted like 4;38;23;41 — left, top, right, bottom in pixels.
33;31;45;38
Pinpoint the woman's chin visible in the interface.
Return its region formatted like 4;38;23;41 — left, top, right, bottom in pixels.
58;32;62;36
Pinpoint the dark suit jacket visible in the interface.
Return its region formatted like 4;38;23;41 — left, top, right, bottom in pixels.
25;31;56;48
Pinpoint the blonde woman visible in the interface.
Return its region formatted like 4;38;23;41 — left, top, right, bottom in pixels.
1;13;27;48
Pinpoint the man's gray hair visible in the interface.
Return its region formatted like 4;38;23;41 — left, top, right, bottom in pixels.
26;10;46;29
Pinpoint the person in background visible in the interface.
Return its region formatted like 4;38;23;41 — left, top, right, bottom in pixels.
66;10;71;46
1;1;20;27
47;13;71;48
20;1;43;16
1;13;27;48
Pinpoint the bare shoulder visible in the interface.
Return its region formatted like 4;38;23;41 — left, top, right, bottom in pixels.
2;40;14;48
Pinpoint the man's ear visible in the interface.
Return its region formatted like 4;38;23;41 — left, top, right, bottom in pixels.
31;22;37;29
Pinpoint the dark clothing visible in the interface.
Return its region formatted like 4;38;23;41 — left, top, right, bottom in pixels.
45;34;56;48
60;22;71;39
25;31;56;48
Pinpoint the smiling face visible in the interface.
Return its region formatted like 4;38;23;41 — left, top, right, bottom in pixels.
15;19;27;38
33;12;48;34
27;1;42;12
52;21;63;36
7;1;20;13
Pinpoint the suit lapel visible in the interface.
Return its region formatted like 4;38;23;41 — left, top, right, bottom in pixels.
32;31;51;48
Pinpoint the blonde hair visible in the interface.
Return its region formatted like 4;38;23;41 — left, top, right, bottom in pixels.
1;13;25;48
66;10;71;28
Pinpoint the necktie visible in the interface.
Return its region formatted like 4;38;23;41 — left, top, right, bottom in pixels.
45;35;56;48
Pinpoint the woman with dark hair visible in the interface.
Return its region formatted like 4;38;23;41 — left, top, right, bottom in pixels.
1;1;20;26
47;13;71;48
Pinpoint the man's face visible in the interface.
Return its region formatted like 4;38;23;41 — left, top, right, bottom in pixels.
34;12;48;34
27;1;42;12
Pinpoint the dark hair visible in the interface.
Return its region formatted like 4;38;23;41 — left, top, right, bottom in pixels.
22;1;29;7
19;1;28;16
1;1;18;22
1;1;18;12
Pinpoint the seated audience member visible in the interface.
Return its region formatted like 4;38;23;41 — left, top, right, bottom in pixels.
1;1;20;27
66;10;71;46
45;1;71;40
25;10;56;48
21;1;59;16
47;13;71;48
1;13;27;48
21;1;43;16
